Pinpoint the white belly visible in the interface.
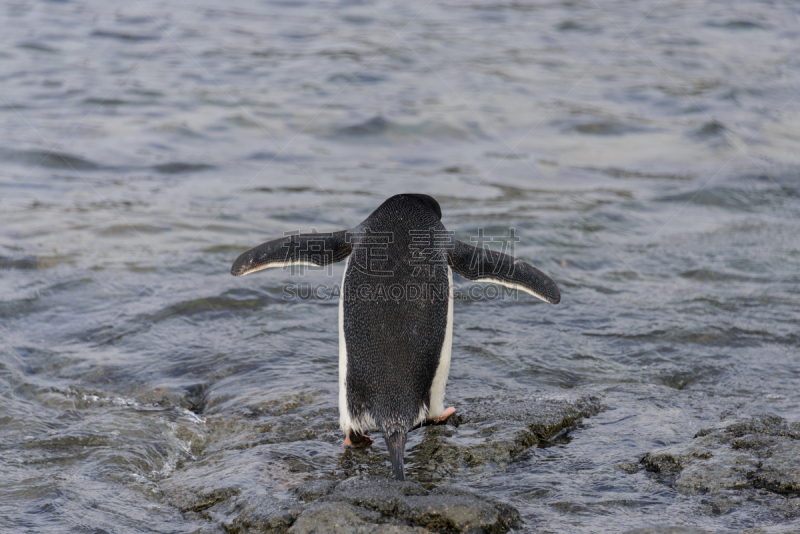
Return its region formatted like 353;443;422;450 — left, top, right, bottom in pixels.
426;266;454;421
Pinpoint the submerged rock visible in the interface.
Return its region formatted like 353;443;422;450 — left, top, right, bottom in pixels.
640;449;713;476
636;414;800;519
404;395;602;484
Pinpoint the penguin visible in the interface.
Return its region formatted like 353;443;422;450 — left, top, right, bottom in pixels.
231;194;560;480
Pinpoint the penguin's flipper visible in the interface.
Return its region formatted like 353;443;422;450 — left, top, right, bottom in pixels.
231;230;352;276
447;239;560;304
384;430;407;481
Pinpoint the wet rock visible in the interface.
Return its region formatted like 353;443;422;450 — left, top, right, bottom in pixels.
178;487;241;513
0;253;74;270
751;465;800;495
183;383;210;414
242;393;321;417
640;449;712;476
636;414;800;519
291;479;338;502
371;527;431;534
135;383;209;413
696;120;725;137
288;502;432;533
337;116;391;136
170;487;301;534
207;493;302;534
153;162;214;174
332;116;473;141
571;121;638;135
614;461;642;474
162;394;598;532
288;502;382;534
622;528;709;534
320;476;521;533
0;147;101;170
405;395;602;483
168;476;519;534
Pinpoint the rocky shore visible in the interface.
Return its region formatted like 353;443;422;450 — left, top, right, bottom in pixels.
164;394;602;533
626;414;800;522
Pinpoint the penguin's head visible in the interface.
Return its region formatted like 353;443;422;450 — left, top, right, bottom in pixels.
399;194;441;221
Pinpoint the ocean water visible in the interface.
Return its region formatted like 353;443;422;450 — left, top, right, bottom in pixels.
1;0;799;532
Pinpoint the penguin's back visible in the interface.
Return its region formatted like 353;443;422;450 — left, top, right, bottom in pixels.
342;195;450;432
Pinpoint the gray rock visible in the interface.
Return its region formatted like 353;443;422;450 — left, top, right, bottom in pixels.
168;486;241;514
370;527;432;534
288;502;381;534
751;464;800;495
404;395;602;484
614;461;642;474
168;476;519;533
635;414;800;520
322;476;521;533
291;479;338;502
640;449;712;476
159;393;599;533
288;502;432;534
622;528;709;534
205;493;302;534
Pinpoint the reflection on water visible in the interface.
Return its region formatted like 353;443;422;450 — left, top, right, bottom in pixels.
1;0;799;532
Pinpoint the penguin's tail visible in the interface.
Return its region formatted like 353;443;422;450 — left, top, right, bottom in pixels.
383;427;407;481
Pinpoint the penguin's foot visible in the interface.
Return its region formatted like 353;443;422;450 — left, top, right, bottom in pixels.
433;406;456;424
343;430;374;447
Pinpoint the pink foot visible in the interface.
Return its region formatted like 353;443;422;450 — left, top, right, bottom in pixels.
433;406;456;424
343;430;374;447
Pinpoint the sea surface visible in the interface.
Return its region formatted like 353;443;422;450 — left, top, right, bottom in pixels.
1;0;799;532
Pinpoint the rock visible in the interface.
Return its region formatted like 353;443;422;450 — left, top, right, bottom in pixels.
622;528;710;534
640;449;712;476
178;486;242;513
288;501;433;533
321;476;521;533
405;395;602;484
204;493;302;534
288;502;381;534
635;414;800;520
159;393;599;533
291;479;338;502
167;476;519;533
371;527;431;534
750;465;800;495
614;461;642;474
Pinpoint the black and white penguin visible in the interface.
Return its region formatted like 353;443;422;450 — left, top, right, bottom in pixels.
231;194;560;480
